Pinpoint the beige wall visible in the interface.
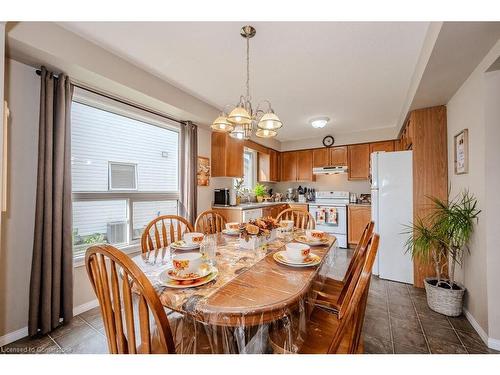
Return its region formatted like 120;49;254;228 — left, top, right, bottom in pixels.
446;39;500;344
0;59;40;337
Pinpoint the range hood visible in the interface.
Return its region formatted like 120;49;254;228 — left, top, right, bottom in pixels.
313;166;348;175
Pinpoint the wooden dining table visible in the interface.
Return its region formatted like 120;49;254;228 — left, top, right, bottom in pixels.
133;231;338;353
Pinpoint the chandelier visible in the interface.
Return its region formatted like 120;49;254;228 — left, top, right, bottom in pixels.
211;25;283;140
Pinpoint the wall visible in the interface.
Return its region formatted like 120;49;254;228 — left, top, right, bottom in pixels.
0;59;40;338
446;38;500;347
0;22;5;246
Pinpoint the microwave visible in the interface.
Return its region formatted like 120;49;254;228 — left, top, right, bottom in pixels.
214;188;230;206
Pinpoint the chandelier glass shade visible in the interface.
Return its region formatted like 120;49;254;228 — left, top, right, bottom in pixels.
210;25;282;140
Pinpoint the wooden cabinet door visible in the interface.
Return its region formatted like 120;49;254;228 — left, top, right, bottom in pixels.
297;150;314;181
258;152;271;182
348;144;370;180
211;132;227;177
269;150;280;182
330;146;347;166
226;135;244;177
348;205;371;246
312;148;329;167
281;151;297;181
370;140;395;154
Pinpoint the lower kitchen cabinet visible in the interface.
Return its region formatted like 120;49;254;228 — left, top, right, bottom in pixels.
348;205;371;247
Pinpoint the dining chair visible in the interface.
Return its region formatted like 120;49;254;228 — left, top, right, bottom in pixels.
140;215;194;254
276;208;316;229
312;221;374;317
269;233;380;354
194;210;227;234
85;244;176;353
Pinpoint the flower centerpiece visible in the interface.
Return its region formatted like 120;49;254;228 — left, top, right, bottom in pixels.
239;217;280;250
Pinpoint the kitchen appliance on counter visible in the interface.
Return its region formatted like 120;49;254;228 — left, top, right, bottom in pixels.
308;191;349;248
214;188;232;206
285;188;297;202
371;151;413;284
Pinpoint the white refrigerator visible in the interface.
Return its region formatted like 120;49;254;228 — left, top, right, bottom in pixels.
371;151;414;284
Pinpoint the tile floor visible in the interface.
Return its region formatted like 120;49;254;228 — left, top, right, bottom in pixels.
1;248;497;354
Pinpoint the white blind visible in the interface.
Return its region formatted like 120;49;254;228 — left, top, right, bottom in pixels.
71;101;179;192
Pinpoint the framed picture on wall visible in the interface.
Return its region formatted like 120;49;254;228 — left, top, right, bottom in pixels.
197;156;210;186
454;129;469;175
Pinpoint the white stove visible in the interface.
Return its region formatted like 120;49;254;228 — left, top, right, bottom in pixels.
309;191;349;248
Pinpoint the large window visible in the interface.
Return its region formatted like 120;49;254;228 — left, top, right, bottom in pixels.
242;148;257;190
71;93;180;258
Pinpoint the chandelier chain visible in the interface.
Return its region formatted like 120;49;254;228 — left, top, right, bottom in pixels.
246;35;250;99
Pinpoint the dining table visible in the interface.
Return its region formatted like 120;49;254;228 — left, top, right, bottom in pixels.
132;231;338;353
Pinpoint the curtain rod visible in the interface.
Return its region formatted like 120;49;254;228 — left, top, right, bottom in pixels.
35;69;190;126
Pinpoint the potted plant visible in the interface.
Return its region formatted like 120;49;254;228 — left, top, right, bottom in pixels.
404;190;480;316
253;183;267;203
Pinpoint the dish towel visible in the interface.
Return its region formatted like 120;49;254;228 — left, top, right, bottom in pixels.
327;207;338;225
316;208;326;224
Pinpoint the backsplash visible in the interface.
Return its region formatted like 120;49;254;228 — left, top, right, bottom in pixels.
273;173;370;195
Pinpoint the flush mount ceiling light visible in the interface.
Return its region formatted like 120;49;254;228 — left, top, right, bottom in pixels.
211;25;283;140
310;117;330;129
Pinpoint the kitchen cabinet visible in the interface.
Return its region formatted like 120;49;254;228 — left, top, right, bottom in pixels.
330;146;348;166
297;150;314;181
257;152;271;182
369;140;395;154
348;143;370;180
281;151;298;181
288;203;309;212
270;149;280;182
348;205;371;246
313;146;347;167
211;132;243;177
262;203;287;219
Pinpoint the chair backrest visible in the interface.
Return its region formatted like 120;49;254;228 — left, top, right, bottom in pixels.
342;221;374;284
327;233;379;354
336;222;374;319
85;244;176;354
140;215;194;254
194;210;227;234
276;208;316;229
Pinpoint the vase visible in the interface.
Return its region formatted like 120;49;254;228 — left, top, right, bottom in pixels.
256;196;264;203
424;277;466;317
239;235;263;250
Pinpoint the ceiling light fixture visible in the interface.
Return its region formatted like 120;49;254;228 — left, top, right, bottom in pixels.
211;25;283;140
310;117;330;129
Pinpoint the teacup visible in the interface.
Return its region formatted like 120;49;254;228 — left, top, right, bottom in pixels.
285;243;310;262
280;220;294;231
183;232;205;246
172;253;203;275
306;229;326;241
225;222;240;231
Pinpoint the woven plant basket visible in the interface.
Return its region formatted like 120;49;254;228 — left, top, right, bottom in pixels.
424;277;465;317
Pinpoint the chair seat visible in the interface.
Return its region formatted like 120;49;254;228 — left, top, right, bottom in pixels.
269;307;355;354
313;278;344;312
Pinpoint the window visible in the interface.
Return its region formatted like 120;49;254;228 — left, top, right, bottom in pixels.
71;92;180;259
242;148;257;190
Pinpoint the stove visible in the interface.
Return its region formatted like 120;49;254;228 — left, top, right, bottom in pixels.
309;191;349;248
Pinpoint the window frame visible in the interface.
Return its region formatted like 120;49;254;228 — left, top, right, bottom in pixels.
71;88;181;264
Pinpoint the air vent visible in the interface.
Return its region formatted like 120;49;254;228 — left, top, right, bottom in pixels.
109;162;137;190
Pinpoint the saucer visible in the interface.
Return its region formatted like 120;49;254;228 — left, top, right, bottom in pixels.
294;235;329;246
159;267;218;288
222;229;240;236
165;263;214;281
273;251;321;267
170;240;200;250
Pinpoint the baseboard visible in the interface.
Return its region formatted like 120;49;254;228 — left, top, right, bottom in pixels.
0;299;98;347
0;326;28;347
463;308;500;351
73;299;99;316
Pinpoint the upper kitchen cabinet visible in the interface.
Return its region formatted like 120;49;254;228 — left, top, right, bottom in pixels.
281;151;298;181
312;146;347;167
258;148;281;183
270;149;281;182
312;148;329;168
348;143;370;180
297;150;315;181
369;140;395;154
211;132;243;177
330;146;348;166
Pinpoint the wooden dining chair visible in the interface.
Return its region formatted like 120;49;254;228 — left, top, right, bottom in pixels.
276;208;316;229
312;221;374;317
269;233;380;354
85;244;176;354
194;210;227;234
140;215;194;254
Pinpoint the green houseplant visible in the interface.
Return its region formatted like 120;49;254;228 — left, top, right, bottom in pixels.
404;190;480;316
253;183;267;203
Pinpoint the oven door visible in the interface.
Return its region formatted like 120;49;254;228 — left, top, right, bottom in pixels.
309;204;347;235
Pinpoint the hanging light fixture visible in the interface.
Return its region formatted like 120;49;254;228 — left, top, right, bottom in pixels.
211;25;283;140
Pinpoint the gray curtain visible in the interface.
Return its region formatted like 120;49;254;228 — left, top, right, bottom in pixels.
179;121;198;224
29;67;74;336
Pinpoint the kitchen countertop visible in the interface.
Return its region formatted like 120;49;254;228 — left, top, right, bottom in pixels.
213;201;309;210
348;202;371;206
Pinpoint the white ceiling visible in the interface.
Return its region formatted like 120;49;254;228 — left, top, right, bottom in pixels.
60;22;430;141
